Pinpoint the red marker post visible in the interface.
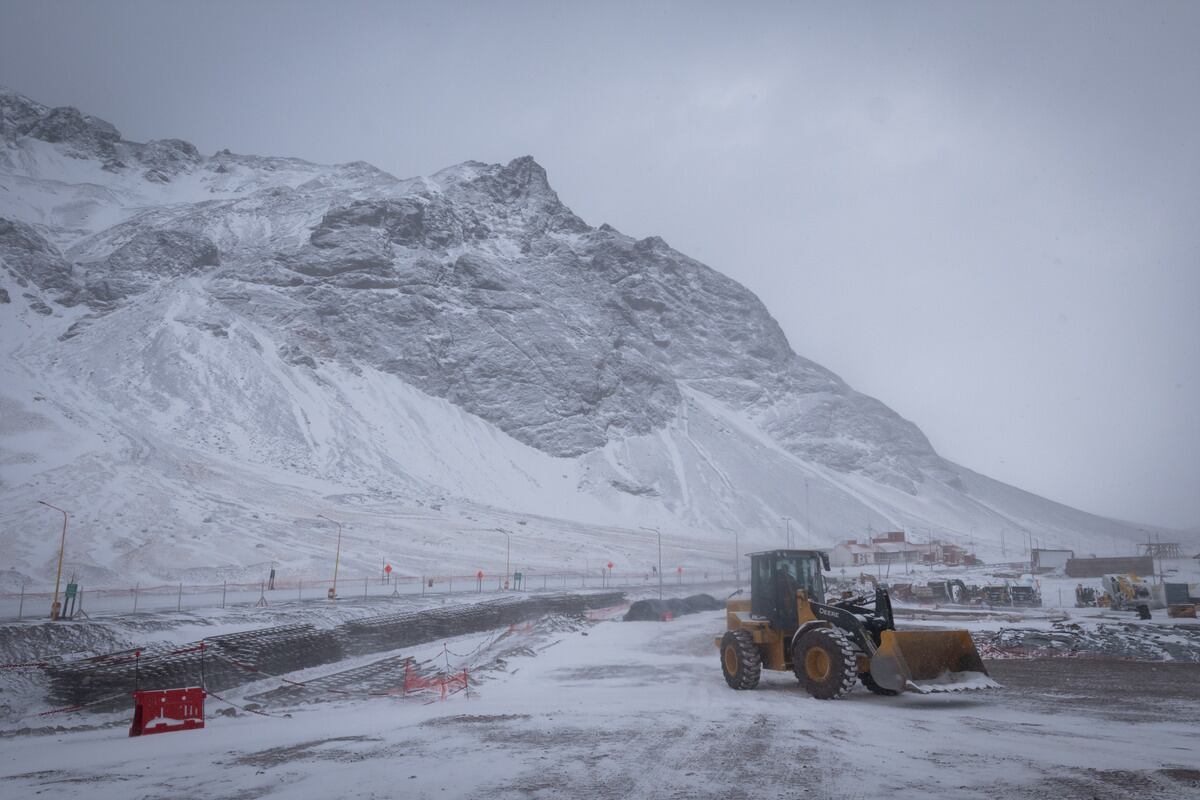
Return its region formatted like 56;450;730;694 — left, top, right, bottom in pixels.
476;570;484;592
677;566;683;585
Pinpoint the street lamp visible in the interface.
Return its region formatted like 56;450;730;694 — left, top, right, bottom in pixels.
1023;527;1032;574
721;527;740;588
782;516;792;548
493;528;511;589
804;480;810;537
37;501;68;621
316;514;342;599
639;526;662;599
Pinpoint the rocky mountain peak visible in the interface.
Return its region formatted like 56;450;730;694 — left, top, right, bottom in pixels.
0;87;48;139
23;105;122;161
0;87;1168;583
0;88;951;494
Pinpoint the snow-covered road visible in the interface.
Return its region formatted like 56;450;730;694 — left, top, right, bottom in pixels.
2;610;1198;799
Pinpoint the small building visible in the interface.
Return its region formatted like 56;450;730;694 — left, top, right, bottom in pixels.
830;540;875;568
1031;548;1074;573
917;539;968;566
941;543;965;566
829;537;921;568
872;540;922;565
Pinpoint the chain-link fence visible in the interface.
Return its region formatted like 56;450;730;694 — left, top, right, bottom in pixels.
0;567;735;622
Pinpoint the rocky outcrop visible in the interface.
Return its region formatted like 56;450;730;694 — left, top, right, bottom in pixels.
82;229;219;305
135;138;202;181
0;88;48;139
25;106;121;161
0;217;77;300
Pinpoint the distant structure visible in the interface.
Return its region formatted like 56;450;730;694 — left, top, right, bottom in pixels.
1138;542;1184;559
914;537;978;567
830;531;977;569
1064;555;1155;578
1031;548;1074;573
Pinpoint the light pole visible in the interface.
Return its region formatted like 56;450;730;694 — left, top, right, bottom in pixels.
782;516;792;548
804;480;810;537
1024;528;1032;574
722;526;740;588
37;501;68;621
317;514;342;599
493;528;511;589
639;526;662;599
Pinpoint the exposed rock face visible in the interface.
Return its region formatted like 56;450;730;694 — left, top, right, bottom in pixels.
25;106;121;160
82;229;219;306
136;138;202;174
0;88;48;139
0;88;950;493
0;217;76;299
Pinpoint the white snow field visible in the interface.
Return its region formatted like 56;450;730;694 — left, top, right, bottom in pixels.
2;610;1198;800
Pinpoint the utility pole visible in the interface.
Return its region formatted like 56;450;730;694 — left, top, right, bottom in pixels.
640;526;662;599
1147;530;1157;583
722;527;740;588
782;516;792;548
804;480;810;538
317;514;342;599
37;501;69;621
493;528;511;588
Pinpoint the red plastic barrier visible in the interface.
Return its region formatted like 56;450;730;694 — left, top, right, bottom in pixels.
129;687;206;737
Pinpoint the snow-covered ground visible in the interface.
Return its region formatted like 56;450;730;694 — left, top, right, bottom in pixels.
2;606;1198;800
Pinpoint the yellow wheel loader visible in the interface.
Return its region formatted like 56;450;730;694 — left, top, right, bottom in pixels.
717;550;994;699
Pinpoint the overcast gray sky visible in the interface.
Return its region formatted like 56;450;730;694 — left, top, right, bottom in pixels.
2;0;1198;529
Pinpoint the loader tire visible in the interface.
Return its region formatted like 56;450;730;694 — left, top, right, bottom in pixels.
720;630;762;690
860;672;899;696
793;628;857;700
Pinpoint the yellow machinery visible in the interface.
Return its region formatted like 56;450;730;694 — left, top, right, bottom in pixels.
1101;573;1160;611
717;550;993;699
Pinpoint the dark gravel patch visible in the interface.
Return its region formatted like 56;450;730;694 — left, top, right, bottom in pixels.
623;594;722;621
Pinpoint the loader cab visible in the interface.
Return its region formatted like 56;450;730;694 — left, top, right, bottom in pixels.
749;549;830;630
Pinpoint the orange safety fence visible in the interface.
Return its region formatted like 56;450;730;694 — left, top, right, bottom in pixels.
402;661;469;700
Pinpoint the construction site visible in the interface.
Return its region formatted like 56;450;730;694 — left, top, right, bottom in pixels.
2;549;1198;800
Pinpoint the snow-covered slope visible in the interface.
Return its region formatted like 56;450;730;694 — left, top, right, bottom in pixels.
0;87;1186;586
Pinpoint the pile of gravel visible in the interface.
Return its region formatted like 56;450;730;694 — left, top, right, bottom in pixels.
623;594;723;622
974;622;1200;662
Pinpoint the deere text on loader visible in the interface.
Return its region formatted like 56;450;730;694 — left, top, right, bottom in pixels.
717;550;994;699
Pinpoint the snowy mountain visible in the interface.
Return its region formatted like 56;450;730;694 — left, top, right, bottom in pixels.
0;87;1182;586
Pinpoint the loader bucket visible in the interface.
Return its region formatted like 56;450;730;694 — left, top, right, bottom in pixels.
868;630;997;694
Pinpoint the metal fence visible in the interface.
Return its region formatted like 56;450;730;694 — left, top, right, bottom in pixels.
0;568;735;622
